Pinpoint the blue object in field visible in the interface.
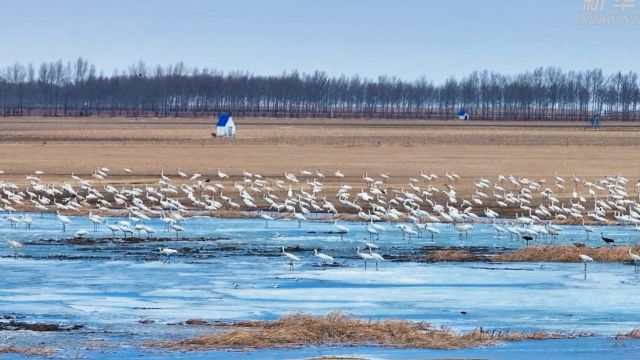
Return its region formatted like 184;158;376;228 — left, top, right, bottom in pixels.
590;115;600;128
458;109;467;117
217;113;231;126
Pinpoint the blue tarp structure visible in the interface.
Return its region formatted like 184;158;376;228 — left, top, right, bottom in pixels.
217;113;231;127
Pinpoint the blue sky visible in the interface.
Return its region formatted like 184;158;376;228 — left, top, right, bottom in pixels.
1;0;639;82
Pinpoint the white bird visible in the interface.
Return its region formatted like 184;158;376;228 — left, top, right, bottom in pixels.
293;212;307;228
7;239;22;258
334;221;349;239
56;211;71;232
282;246;301;271
491;221;507;237
629;248;640;272
20;214;33;230
366;224;379;240
160;170;171;182
88;213;103;231
582;220;594;240
454;223;473;238
143;225;156;238
578;251;593;272
217;168;229;179
170;223;185;239
364;241;379;250
259;210;274;228
106;222;120;238
368;248;384;271
159;247;178;262
356;246;374;270
425;225;440;240
313;249;334;268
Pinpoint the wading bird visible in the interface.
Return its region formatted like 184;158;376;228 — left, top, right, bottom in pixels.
7;240;22;258
629;248;640;272
577;248;593;272
159;247;178;262
282;246;301;271
368;248;384;271
333;221;349;240
601;232;615;247
313;249;334;269
356;246;374;270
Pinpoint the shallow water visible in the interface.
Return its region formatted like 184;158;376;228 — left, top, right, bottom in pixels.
1;213;640;359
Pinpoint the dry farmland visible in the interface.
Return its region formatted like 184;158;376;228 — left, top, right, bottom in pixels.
0;117;638;191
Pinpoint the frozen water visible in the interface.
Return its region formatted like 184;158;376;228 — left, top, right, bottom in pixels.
1;213;640;358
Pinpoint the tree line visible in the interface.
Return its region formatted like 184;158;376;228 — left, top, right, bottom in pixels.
0;57;639;120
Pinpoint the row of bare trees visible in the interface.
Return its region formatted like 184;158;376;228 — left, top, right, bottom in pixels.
0;58;639;120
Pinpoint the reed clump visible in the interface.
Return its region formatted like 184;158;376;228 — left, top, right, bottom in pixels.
494;246;638;263
426;250;479;262
0;346;55;357
614;328;640;339
151;312;580;351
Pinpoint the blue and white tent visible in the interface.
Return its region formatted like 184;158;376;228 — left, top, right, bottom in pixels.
457;109;469;120
216;113;236;137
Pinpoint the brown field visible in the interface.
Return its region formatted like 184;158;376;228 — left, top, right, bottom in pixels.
0;116;639;210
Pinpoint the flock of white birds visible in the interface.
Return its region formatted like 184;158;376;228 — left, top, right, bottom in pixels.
3;167;640;270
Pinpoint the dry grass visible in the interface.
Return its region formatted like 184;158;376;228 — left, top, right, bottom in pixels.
2;117;640;187
494;246;639;263
0;345;55;357
426;250;479;262
4;116;640;217
185;318;210;326
150;312;579;351
614;329;640;339
420;246;640;263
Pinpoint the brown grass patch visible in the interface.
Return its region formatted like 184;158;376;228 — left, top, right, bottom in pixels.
0;345;55;357
150;312;579;351
185;318;210;326
614;329;640;339
426;250;480;262
494;246;639;263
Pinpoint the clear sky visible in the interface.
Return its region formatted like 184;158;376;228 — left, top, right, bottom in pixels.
1;0;639;82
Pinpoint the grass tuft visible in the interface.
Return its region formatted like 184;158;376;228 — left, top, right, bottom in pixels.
150;312;583;351
426;250;479;262
494;246;639;263
614;329;640;339
0;346;55;357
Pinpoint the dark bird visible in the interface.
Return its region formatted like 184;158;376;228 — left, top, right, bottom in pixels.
601;232;615;246
522;235;534;247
